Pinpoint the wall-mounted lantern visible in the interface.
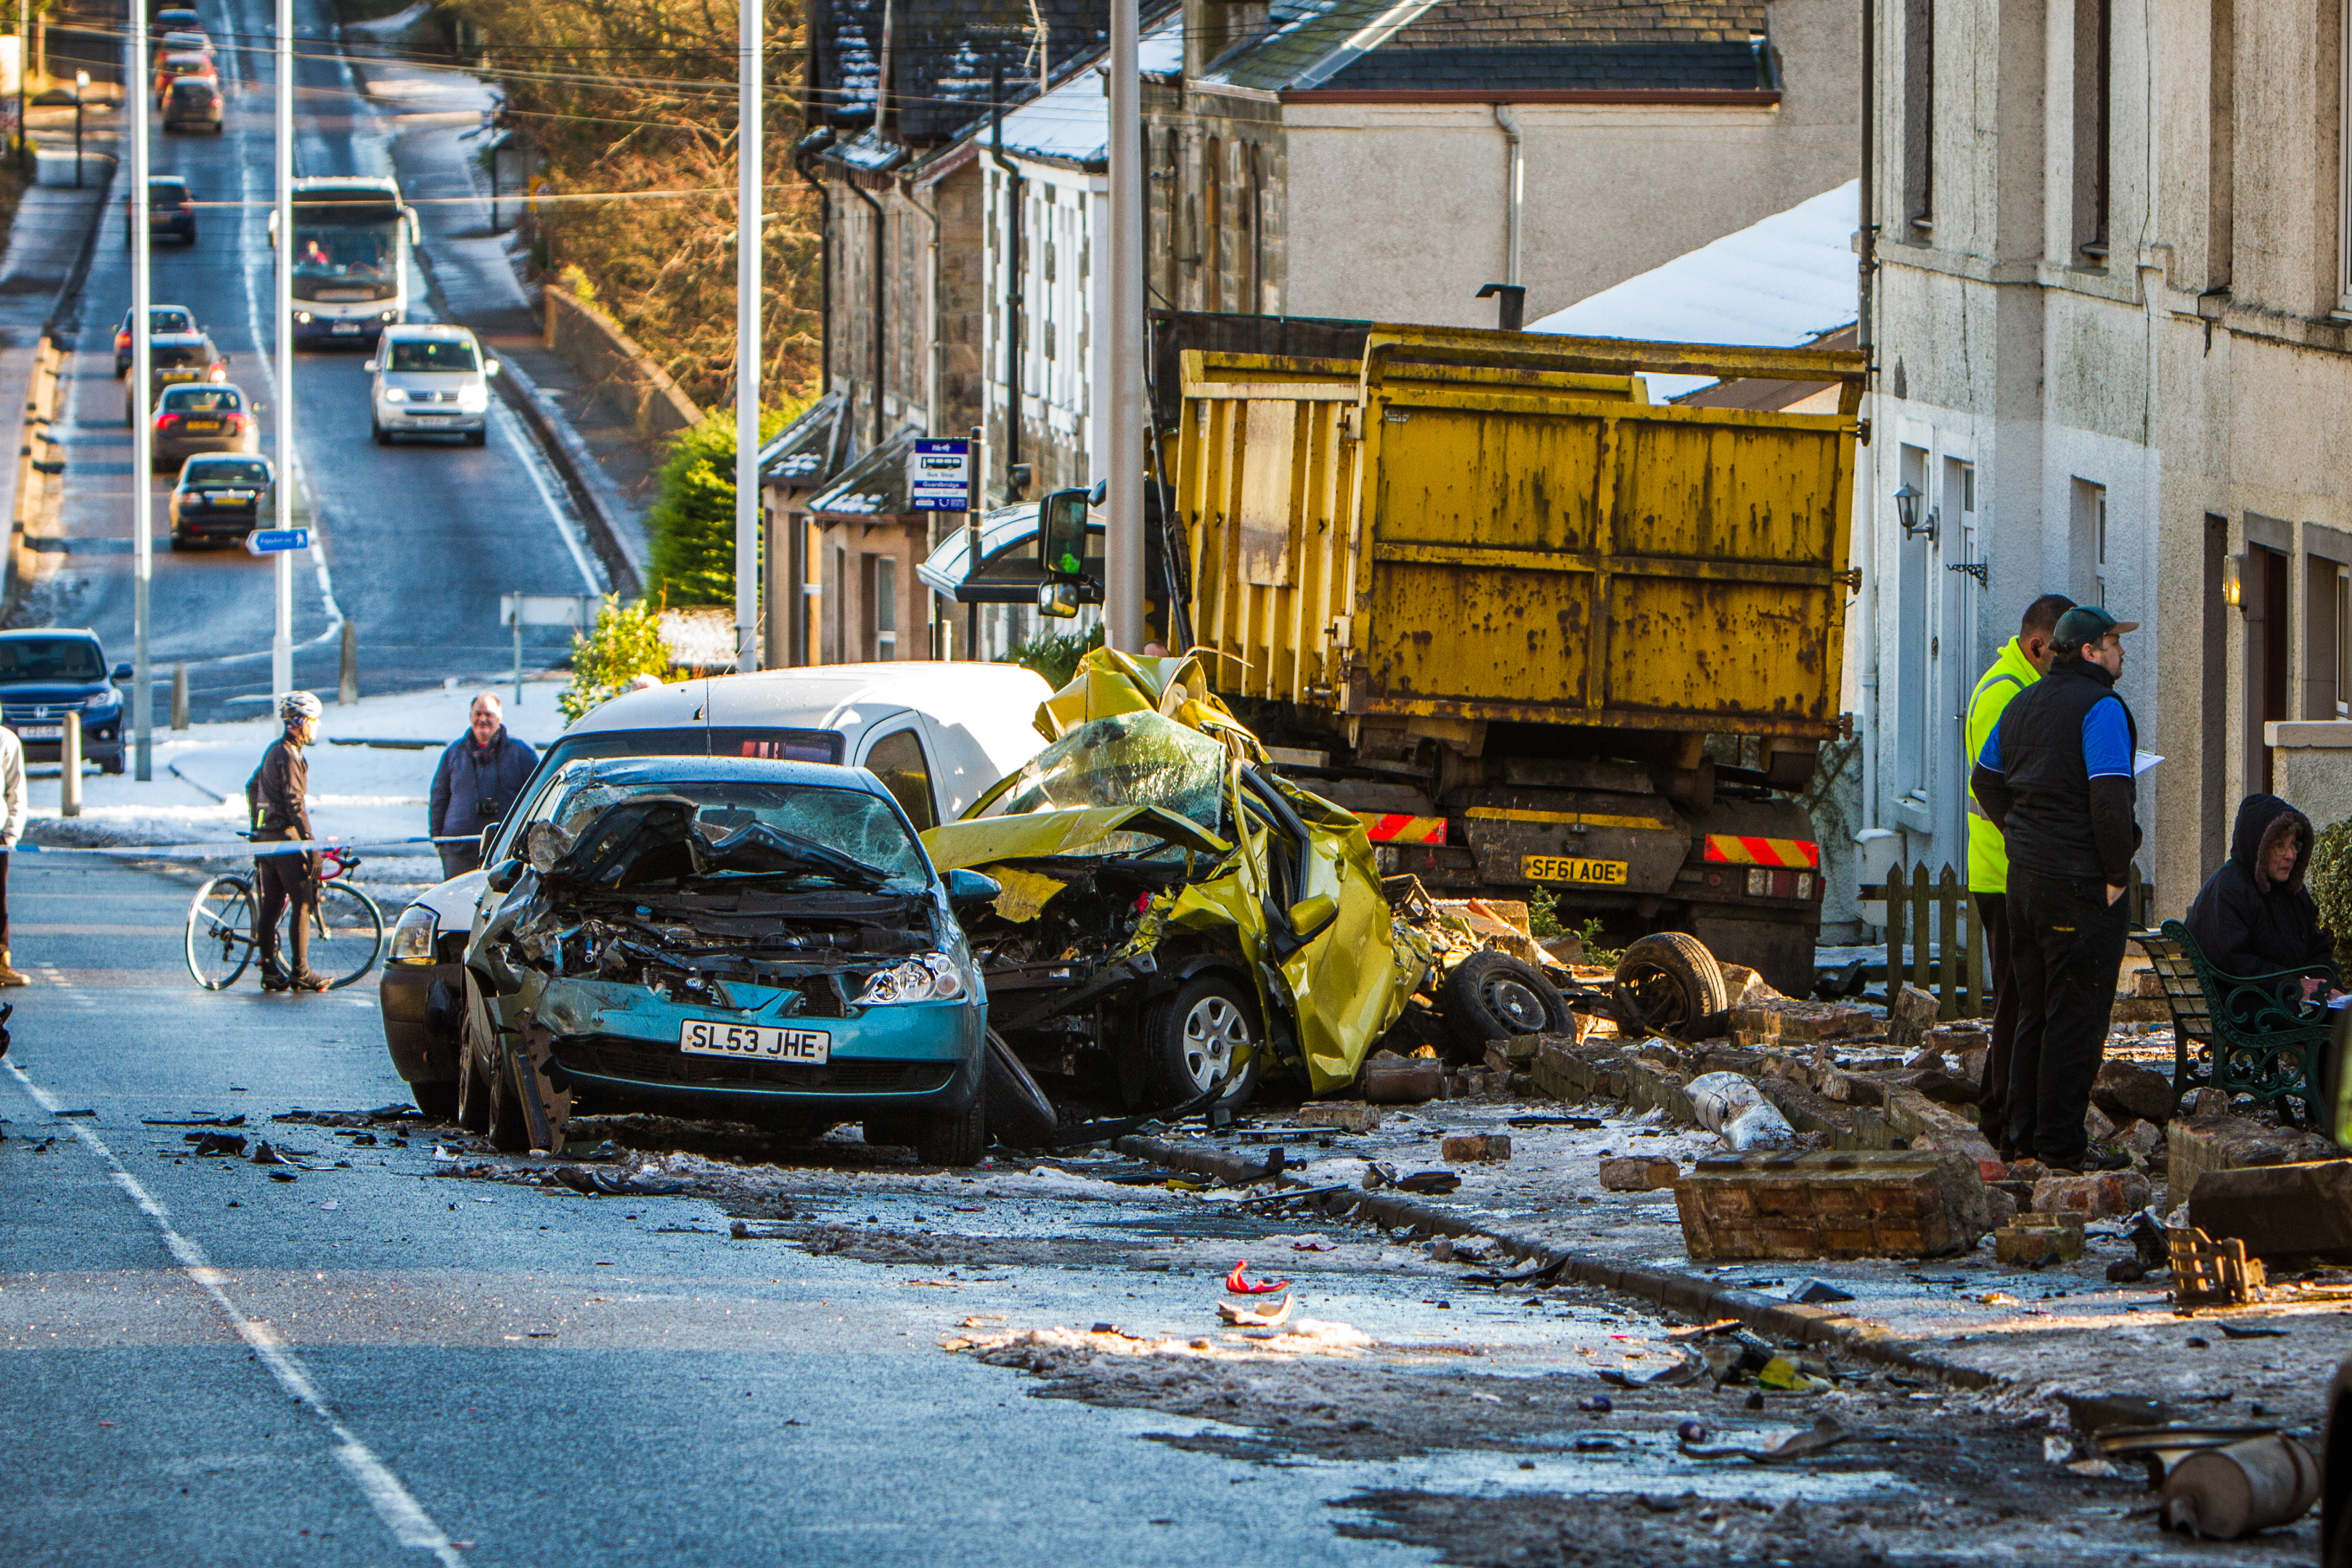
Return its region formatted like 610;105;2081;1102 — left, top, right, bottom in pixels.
2222;552;2246;612
1893;481;1937;545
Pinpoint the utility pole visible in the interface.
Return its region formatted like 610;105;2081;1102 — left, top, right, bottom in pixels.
1104;0;1143;650
733;0;761;674
131;36;152;778
273;0;295;701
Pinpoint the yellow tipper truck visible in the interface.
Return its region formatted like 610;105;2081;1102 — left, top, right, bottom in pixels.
1163;324;1865;995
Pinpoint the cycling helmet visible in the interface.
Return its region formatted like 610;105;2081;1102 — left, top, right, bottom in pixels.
278;690;323;724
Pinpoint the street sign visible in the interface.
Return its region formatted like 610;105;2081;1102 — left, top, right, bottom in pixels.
907;438;973;512
499;594;600;628
245;527;309;555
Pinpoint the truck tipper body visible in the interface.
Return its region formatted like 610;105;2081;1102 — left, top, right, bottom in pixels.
1164;324;1866;994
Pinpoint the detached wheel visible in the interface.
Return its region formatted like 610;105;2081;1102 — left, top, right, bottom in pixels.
1614;931;1731;1040
914;1088;987;1167
1441;950;1571;1049
1148;973;1261;1108
410;1081;459;1122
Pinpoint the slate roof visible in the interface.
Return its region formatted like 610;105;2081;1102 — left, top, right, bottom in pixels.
1198;0;1772;95
759;388;854;490
807;0;1116;142
807;426;925;516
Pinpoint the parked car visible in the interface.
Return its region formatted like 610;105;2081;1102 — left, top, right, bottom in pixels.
151;51;216;105
377;662;1053;1123
162;76;222;134
125;176;197;246
124;330;229;425
168;454;272;547
455;754;1003;1163
0;629;129;775
151;8;203;38
363;324;499;446
147;383;256;469
160;28;211;58
115;303;197;375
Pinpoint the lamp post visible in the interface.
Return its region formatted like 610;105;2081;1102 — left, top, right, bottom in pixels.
130;53;150;778
733;0;761;674
1104;0;1143;650
272;0;293;701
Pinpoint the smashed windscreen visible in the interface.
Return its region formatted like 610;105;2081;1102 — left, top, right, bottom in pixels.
517;761;930;889
978;711;1227;854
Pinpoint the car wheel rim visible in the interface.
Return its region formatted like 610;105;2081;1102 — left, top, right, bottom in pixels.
1482;974;1550;1032
1178;995;1251;1093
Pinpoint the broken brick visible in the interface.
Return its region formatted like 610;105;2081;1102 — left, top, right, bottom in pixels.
1599;1156;1680;1191
1886;984;1940;1055
1442;1133;1511;1163
1672;1148;1990;1261
2092;1060;2178;1127
2165;1114;2338;1209
1993;1212;2085;1266
1360;1052;1445;1104
1295;1102;1384;1133
2083;1103;2118;1145
2031;1169;2155;1219
2189;1159;2352;1264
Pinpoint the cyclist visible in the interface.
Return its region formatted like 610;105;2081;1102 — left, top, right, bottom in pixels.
245;690;330;993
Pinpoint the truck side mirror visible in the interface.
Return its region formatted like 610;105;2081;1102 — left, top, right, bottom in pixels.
1037;487;1090;579
1037;581;1082;620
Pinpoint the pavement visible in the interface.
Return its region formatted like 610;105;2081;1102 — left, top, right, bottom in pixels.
14;0;620;727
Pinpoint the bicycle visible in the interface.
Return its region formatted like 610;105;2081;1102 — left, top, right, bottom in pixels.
184;843;386;991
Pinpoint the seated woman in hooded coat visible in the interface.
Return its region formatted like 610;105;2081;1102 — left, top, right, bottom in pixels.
2184;794;2339;997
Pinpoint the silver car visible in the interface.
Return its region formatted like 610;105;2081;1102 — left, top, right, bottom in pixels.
365;324;498;446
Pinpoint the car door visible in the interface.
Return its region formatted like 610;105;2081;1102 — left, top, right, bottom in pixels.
857;719;941;833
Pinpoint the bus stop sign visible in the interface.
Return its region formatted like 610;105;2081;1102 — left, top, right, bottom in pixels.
908;439;972;512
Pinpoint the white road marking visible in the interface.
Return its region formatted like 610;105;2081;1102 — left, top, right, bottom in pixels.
4;1059;469;1564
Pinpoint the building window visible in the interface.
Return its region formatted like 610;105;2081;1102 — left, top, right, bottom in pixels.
1902;0;1934;237
1894;444;1933;809
2073;0;2112;261
2070;478;2107;605
2336;568;2351;716
876;555;897;660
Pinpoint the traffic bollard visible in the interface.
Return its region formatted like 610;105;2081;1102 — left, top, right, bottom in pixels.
339;619;358;706
60;710;80;817
170;662;188;731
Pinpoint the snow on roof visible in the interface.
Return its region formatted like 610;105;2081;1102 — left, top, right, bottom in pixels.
916;502;1043;595
990;17;1183;167
1527;180;1857;400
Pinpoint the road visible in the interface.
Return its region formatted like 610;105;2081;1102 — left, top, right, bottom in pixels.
28;0;603;724
1;854;2276;1566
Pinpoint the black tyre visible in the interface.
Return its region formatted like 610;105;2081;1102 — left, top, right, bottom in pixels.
372;420;391;446
410;1080;459;1122
914;1086;987;1167
1613;931;1731;1040
484;1042;530;1153
465;428;487;447
984;1029;1057;1151
1441;950;1572;1049
455;979;494;1133
1148;973;1262;1108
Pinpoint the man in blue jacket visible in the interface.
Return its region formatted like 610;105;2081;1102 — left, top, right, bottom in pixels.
428;693;536;878
1969;605;2139;1173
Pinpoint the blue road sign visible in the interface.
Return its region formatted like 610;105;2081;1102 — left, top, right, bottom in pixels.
908;438;972;512
245;528;310;555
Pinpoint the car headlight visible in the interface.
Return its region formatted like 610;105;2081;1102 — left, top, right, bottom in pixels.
380;311;396;322
459;387;487;409
389;904;438;965
83;691;119;711
382;387;407;403
295;311;312;324
854;953;965;1005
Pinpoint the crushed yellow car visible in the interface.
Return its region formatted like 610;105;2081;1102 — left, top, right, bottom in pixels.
921;649;1564;1111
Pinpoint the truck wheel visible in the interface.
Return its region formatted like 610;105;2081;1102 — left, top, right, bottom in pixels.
1441;950;1571;1049
1148;973;1261;1108
984;1029;1057;1151
409;1081;458;1122
1614;932;1731;1040
915;1088;987;1167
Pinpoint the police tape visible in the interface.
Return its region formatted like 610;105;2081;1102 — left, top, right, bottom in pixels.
18;835;478;859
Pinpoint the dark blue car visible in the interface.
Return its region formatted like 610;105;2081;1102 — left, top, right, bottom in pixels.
0;630;129;775
455;756;1003;1164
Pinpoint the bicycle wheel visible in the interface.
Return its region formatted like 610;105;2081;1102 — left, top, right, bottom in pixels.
186;876;256;989
307;883;385;989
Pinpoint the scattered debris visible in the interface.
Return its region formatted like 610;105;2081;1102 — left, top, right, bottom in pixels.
1360;1050;1447;1105
2032;1169;2154;1220
2216;1322;2290;1340
1994;1212;2086;1267
1681;1413;1845;1462
2171;1227;2269;1307
1440;1133;1511;1163
552;1166;693;1198
730;1220;796;1240
2191;1159;2352;1264
1784;1278;1854;1304
1295;1102;1384;1132
1225;1261;1289;1295
1685;1073;1796;1152
2160;1434;2319;1539
54;1108;96;1119
1216;1292;1296;1328
1675;1149;1991;1261
1599;1155;1681;1192
186;1132;247;1158
142;1114;247;1128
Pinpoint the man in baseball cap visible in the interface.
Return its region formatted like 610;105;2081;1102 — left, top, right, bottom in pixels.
1969;605;2139;1172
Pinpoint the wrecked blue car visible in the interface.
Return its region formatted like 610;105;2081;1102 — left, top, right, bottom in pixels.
455;756;1000;1164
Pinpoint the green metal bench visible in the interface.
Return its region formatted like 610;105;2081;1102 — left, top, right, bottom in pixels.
2134;919;2335;1120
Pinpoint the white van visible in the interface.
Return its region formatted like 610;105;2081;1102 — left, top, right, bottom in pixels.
365;324;499;446
377;662;1055;1115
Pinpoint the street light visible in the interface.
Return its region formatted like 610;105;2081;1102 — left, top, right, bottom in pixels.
732;0;761;674
1892;480;1935;544
130;44;150;779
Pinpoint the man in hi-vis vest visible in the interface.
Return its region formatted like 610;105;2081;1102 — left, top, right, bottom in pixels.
1964;594;2074;1148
